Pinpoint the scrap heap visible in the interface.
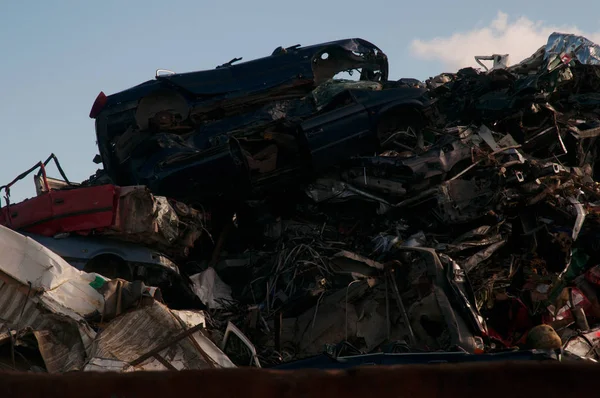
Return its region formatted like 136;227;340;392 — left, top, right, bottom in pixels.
1;33;600;372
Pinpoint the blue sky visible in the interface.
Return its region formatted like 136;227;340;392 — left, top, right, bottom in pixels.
1;0;599;202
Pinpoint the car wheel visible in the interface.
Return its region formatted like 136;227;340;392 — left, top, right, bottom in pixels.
84;255;133;281
174;201;191;217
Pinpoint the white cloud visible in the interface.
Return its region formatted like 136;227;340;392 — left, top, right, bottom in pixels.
410;11;600;70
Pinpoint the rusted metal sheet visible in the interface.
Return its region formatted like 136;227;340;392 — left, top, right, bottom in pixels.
0;362;598;398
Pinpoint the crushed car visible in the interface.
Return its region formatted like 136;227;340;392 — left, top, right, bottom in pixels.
0;155;208;260
88;39;432;205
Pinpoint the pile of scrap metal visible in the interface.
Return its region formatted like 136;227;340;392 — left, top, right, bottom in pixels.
6;33;600;373
0;224;233;372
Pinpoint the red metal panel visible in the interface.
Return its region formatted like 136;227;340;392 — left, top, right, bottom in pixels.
0;194;53;231
0;185;118;236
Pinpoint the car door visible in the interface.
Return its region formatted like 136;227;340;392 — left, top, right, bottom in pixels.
300;91;374;173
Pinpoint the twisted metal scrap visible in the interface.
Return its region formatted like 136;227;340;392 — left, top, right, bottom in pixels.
545;32;600;66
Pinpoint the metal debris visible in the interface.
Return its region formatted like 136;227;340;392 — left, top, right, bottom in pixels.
6;32;600;372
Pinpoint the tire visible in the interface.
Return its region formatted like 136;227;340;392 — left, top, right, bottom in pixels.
84;255;132;281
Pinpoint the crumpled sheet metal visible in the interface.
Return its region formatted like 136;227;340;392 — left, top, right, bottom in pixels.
0;284;96;374
0;226;192;373
108;186;203;257
305;178;358;203
33;321;91;374
506;45;546;74
0;280;48;331
84;310;233;371
462;240;506;273
545;32;600;66
0;224;105;319
86;301;235;371
172;310;235;368
189;267;233;310
97;279;162;321
0;278;97;373
563;325;600;360
0;225;178;373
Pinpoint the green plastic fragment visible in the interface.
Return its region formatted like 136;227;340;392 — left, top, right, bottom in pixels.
89;275;106;289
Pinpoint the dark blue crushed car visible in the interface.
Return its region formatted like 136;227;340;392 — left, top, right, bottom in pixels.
89;39;432;205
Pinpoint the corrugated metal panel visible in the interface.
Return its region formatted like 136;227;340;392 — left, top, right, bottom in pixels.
34;323;88;373
88;302;226;371
0;280;48;332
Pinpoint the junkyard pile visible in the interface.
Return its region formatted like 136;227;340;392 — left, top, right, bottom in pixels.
2;32;600;372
